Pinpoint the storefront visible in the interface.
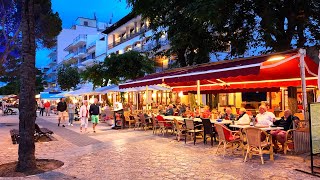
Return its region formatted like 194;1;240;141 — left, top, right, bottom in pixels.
119;49;319;115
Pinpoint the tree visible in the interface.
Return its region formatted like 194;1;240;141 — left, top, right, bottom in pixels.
104;51;155;84
0;68;45;95
81;63;108;89
1;0;62;172
126;0;228;67
57;66;80;91
127;0;320;60
187;0;320;54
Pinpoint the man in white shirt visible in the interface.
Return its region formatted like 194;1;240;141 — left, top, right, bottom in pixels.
256;105;275;126
80;100;89;133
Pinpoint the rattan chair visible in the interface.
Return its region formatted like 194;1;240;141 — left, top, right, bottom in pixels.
215;123;243;156
243;127;274;164
152;114;160;134
174;118;186;141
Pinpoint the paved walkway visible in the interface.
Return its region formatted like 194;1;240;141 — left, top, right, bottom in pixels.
36;117;101;147
0;114;319;179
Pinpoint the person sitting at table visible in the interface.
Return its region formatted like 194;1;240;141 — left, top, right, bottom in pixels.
158;105;165;115
165;104;174;116
201;105;211;118
194;107;201;118
185;107;194;117
236;108;250;125
179;103;186;116
220;107;236;120
255;105;275;126
270;109;299;151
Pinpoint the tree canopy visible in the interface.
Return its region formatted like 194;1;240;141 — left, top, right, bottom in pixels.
57;66;80;91
104;51;155;85
127;0;320;64
82;51;155;86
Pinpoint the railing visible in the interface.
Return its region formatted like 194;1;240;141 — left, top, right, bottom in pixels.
64;52;75;60
73;34;87;44
87;41;96;49
108;27;149;49
75;48;86;56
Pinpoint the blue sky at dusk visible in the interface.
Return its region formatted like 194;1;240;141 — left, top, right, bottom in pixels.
35;0;131;67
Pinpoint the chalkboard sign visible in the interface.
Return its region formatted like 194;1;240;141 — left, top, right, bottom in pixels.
310;103;320;154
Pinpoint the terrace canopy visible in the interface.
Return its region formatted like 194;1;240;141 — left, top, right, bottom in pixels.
119;49;319;93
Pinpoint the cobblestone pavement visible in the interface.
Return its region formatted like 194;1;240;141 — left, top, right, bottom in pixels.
0;114;319;180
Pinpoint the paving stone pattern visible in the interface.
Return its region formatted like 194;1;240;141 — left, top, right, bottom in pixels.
36;117;101;147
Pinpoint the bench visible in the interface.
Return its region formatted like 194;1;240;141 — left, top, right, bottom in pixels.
10;129;20;144
9;126;54;144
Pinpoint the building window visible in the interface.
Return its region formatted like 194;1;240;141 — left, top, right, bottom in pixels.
84;21;88;26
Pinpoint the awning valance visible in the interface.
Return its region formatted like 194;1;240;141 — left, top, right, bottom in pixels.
119;49;319;91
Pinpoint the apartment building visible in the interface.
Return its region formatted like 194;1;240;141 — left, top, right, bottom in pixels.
44;17;108;91
102;13;171;72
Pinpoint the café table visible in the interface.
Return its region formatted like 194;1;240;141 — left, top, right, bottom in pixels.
229;124;284;131
162;116;232;124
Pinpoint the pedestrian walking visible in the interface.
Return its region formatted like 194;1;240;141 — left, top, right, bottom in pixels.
57;98;67;127
80;100;89;133
89;98;100;133
67;100;75;126
44;100;51;116
39;100;45;116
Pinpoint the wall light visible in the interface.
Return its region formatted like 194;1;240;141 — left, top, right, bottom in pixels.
178;91;183;97
267;56;285;62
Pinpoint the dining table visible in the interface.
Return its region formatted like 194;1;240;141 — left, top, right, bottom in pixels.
161;116;232;124
229;124;284;131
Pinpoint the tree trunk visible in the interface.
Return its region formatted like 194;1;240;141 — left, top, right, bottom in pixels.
17;0;36;172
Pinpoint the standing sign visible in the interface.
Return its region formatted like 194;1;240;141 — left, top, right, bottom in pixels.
297;103;320;177
310;103;320;154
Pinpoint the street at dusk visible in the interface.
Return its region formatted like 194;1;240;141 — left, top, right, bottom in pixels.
1;0;320;179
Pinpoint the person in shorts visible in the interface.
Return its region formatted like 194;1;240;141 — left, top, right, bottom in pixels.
80;100;89;133
89;98;100;133
57;98;68;127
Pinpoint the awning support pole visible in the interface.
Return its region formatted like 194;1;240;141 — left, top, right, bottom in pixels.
146;85;149;110
299;49;308;121
197;80;201;107
99;94;102;102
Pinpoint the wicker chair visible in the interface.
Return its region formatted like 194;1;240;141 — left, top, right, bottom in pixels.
215;123;243;156
134;113;147;131
184;119;203;145
174;118;185;141
243;127;274;164
152;114;160;134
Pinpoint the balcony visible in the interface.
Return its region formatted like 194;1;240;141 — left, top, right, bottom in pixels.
87;41;96;49
63;53;77;64
73;34;87;47
81;58;95;66
64;34;87;51
74;48;86;58
78;65;87;71
108;27;149;49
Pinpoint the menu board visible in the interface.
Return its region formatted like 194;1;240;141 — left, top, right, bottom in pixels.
310;103;320;154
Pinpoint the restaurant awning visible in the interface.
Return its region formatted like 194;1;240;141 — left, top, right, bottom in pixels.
119;49;319;92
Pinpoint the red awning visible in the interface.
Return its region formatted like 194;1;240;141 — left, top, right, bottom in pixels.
119;49;319;91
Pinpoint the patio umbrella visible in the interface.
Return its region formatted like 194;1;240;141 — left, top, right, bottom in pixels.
94;85;125;94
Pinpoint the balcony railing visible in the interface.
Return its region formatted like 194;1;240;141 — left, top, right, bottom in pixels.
108;27;149;49
64;52;75;61
73;34;87;44
87;41;96;49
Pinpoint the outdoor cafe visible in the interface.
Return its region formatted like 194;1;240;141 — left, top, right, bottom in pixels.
55;49;319;164
107;49;319;164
